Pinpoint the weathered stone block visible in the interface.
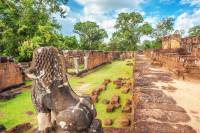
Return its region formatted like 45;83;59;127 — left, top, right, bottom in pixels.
122;87;130;93
103;119;112;126
120;119;130;127
110;95;120;104
102;99;110;104
125;99;132;106
106;104;114;112
103;79;111;86
0;62;23;91
114;103;121;108
122;106;132;113
90;94;98;103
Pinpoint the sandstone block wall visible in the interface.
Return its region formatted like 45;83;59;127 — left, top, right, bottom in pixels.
63;50;134;71
0;62;23;91
161;34;181;49
144;50;200;79
87;51;110;70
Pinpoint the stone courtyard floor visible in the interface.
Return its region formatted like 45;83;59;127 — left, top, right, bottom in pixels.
134;54;200;133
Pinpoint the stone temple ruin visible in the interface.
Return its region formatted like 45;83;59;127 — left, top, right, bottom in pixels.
145;34;200;79
0;50;133;92
64;50;133;75
0;57;23;92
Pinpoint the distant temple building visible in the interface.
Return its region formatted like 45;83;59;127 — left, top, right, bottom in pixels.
161;34;200;57
161;34;181;49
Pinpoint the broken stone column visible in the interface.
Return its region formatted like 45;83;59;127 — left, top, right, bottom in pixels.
84;56;89;70
73;57;79;74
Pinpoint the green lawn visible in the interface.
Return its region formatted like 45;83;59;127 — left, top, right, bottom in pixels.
95;82;132;127
0;90;36;129
69;59;133;94
0;59;133;129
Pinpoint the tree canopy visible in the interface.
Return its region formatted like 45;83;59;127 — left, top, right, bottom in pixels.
0;0;72;61
1;0;199;61
74;21;108;50
188;25;200;36
108;12;153;51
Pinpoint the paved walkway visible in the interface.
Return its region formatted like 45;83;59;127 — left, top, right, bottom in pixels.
134;54;199;133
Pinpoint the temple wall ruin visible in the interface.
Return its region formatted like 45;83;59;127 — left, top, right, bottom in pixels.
161;34;181;49
63;50;134;75
0;62;23;91
144;35;200;79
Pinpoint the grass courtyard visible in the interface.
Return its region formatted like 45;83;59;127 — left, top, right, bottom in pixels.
0;59;133;129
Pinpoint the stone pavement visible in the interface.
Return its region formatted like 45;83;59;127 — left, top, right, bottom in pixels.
133;54;197;133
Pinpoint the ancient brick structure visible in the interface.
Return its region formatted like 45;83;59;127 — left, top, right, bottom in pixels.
63;50;134;75
0;58;23;91
181;36;200;57
161;34;181;49
145;35;200;79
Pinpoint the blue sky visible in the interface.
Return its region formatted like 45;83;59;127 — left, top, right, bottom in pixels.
55;0;200;41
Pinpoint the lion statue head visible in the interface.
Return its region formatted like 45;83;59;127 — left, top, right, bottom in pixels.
26;46;66;88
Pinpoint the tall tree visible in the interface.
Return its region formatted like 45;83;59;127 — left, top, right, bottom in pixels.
0;0;68;61
154;17;174;38
74;21;107;50
108;12;153;51
151;17;174;49
188;25;200;36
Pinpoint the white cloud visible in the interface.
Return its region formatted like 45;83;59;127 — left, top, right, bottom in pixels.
180;0;200;6
175;9;200;36
56;0;148;42
74;0;146;41
140;35;153;43
144;16;159;27
75;0;145;10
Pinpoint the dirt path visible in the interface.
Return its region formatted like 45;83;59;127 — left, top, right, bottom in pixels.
74;83;90;95
134;54;199;133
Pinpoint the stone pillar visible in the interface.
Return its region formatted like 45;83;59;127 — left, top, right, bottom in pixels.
84;56;88;70
74;57;79;74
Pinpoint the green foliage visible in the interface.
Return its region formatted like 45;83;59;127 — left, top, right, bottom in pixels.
153;17;174;38
140;39;162;50
62;36;79;50
18;40;39;62
0;90;36;129
0;0;71;62
108;12;153;51
188;25;200;36
144;17;174;50
74;21;108;50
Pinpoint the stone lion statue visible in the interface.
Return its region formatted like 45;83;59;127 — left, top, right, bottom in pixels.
26;47;102;133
